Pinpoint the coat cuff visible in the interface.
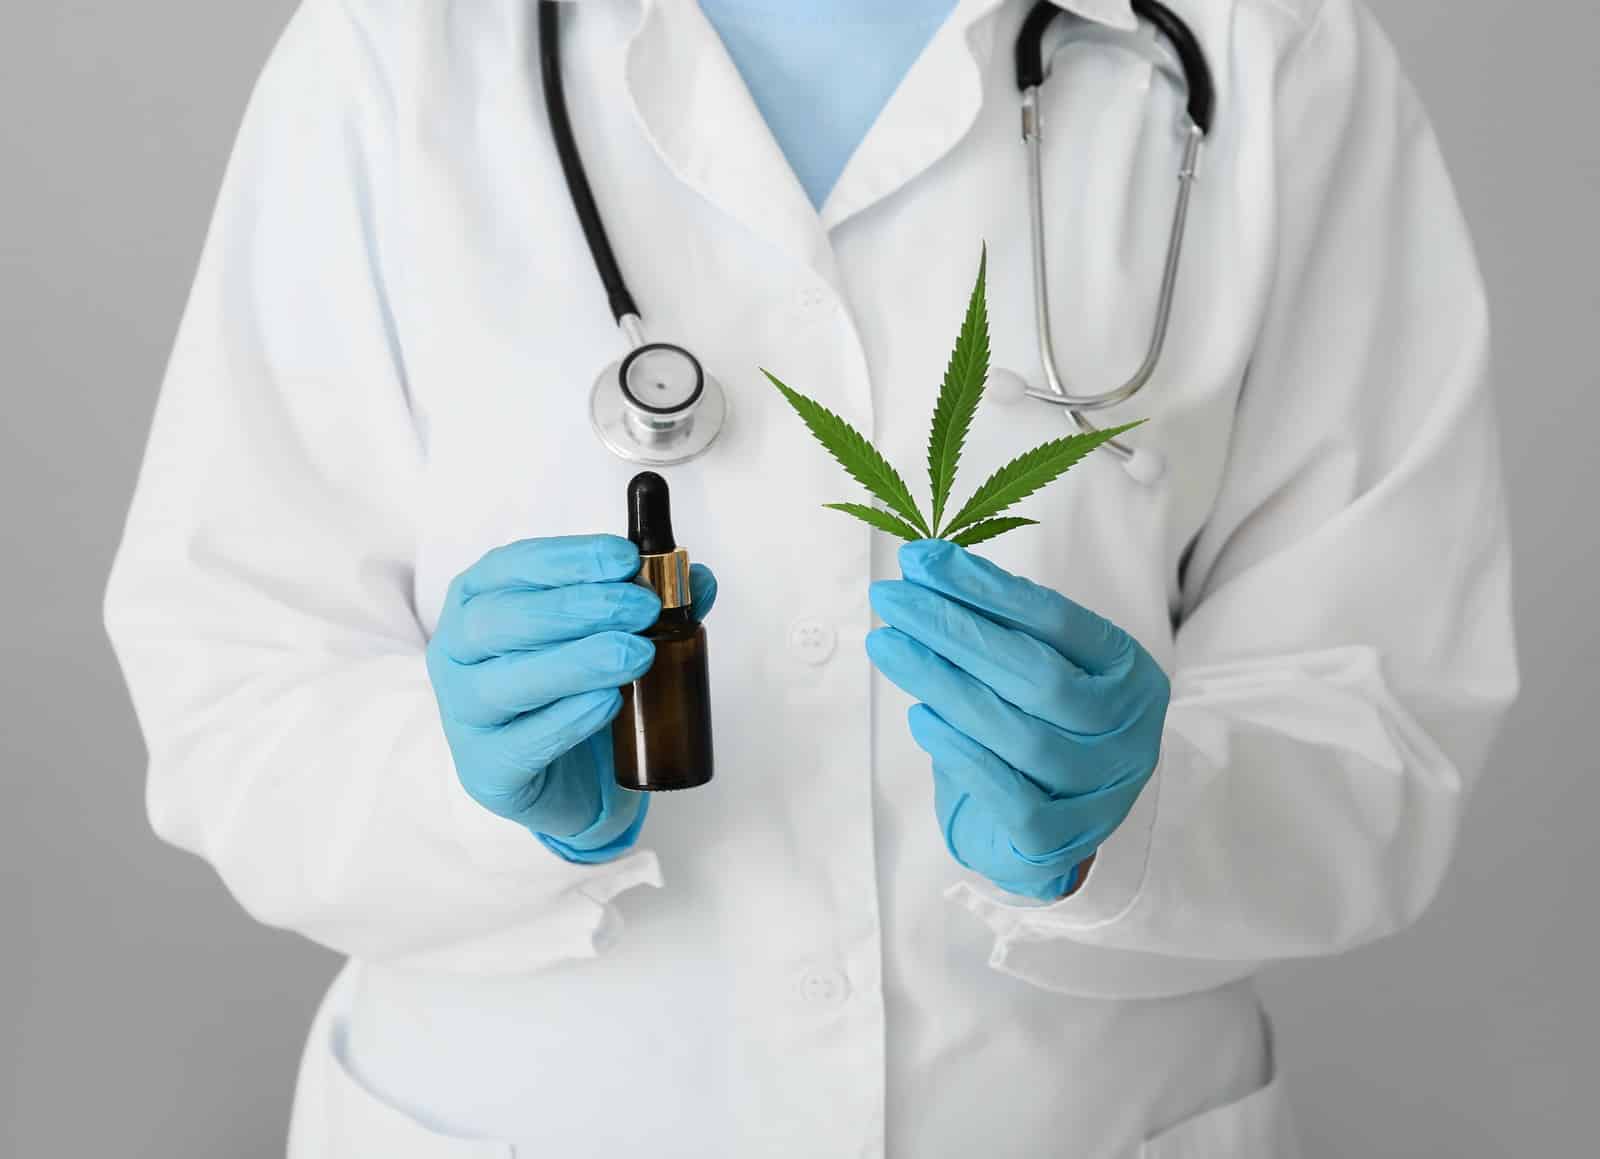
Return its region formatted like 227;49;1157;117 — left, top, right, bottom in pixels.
435;742;664;970
937;749;1263;1000
941;752;1257;1000
384;851;664;974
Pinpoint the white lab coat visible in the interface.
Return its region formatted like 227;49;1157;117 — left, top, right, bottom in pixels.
104;0;1516;1154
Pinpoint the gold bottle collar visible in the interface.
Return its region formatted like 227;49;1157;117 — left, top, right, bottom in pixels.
636;548;691;610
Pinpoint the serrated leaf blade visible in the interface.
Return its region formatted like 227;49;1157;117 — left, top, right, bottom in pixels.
822;502;926;542
943;421;1145;536
926;246;990;534
949;516;1038;547
764;370;931;537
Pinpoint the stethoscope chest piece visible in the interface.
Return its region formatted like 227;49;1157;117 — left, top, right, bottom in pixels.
590;341;728;466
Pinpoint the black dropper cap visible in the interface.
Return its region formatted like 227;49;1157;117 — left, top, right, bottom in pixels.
626;471;677;556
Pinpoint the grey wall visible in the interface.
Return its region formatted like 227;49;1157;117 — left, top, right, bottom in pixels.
2;2;1594;1155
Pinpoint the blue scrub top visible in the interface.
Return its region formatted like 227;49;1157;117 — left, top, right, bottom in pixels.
698;0;961;209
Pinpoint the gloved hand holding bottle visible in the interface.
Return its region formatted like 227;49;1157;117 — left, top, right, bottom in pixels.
868;540;1169;901
427;533;717;864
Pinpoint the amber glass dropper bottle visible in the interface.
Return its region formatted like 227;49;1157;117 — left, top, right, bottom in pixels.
612;471;714;792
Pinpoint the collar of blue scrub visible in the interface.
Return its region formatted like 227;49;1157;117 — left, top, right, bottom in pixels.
548;0;1139;33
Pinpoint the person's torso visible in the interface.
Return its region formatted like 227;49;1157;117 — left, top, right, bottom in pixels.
330;0;1308;1152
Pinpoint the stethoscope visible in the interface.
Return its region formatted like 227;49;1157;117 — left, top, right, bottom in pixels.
538;0;1213;475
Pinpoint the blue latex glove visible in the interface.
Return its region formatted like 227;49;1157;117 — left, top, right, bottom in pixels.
867;540;1168;901
427;534;717;864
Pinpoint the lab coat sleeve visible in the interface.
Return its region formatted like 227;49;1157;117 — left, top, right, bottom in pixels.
951;0;1517;977
104;0;660;973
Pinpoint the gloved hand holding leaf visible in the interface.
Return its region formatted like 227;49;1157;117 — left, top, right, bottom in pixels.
767;249;1165;902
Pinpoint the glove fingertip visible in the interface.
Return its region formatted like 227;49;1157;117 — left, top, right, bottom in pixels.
590;534;644;579
613;583;664;629
904;700;939;734
864;625;906;666
904;703;966;766
867;578;915;620
897;537;952;569
598;630;655;675
688;563;718;620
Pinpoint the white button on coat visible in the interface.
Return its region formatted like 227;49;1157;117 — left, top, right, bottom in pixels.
103;0;1518;1156
796;285;832;314
788;618;838;665
798;967;851;1007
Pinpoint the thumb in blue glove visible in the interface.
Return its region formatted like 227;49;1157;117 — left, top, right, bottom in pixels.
867;540;1168;901
427;534;717;864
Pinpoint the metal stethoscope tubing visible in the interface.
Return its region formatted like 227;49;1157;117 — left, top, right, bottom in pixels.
1014;0;1214;478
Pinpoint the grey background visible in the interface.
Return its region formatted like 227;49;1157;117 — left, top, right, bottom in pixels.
2;1;1595;1154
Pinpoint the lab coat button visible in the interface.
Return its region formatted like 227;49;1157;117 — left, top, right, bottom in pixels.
788;618;837;665
796;286;831;313
798;968;850;1006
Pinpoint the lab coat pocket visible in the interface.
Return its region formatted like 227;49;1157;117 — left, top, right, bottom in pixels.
1138;1060;1298;1159
290;971;515;1159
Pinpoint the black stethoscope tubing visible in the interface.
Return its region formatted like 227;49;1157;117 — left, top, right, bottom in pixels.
538;0;637;326
1016;0;1213;133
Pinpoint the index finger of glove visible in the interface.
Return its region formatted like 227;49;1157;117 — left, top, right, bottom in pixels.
898;539;1130;675
870;580;1124;735
458;535;641;599
441;631;654;727
444;583;661;663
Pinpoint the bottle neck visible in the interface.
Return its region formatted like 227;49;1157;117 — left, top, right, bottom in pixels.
637;547;691;611
652;603;696;633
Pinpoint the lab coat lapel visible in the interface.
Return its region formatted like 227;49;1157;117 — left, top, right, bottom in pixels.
623;0;831;276
821;0;1136;230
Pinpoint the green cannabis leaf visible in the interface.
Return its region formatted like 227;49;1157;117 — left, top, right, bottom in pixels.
940;422;1141;538
765;245;1146;548
762;371;932;538
949;516;1039;548
926;245;990;532
822;502;927;541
